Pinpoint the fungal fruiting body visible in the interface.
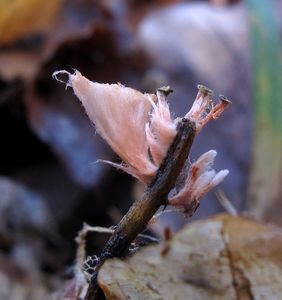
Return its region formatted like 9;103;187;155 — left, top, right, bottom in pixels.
53;70;230;211
168;150;229;211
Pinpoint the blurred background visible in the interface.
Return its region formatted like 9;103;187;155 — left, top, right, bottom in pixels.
0;0;281;298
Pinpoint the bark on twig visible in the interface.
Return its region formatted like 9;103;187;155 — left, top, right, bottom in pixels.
84;118;196;300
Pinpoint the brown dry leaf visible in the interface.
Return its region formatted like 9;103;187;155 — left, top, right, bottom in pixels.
0;271;52;300
0;252;56;300
0;0;63;45
0;0;100;81
98;214;282;300
0;51;41;81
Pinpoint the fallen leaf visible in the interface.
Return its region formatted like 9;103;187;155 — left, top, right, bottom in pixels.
98;214;282;299
0;0;63;45
0;0;108;82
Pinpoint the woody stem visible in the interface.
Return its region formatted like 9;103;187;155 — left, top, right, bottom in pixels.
84;118;196;300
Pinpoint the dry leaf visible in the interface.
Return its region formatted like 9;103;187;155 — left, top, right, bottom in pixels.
138;3;248;91
0;0;63;45
98;214;282;300
0;0;102;81
0;253;56;300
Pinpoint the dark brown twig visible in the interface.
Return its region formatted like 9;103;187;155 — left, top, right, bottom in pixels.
84;118;196;300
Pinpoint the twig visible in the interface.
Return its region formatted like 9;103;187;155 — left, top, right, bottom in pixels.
80;223;160;243
84;118;196;300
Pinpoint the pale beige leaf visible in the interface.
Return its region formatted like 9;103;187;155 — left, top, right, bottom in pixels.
98;214;282;300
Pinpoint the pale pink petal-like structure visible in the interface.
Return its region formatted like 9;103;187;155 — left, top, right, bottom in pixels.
52;70;177;183
169;150;229;212
52;70;230;206
145;89;176;166
186;85;231;132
